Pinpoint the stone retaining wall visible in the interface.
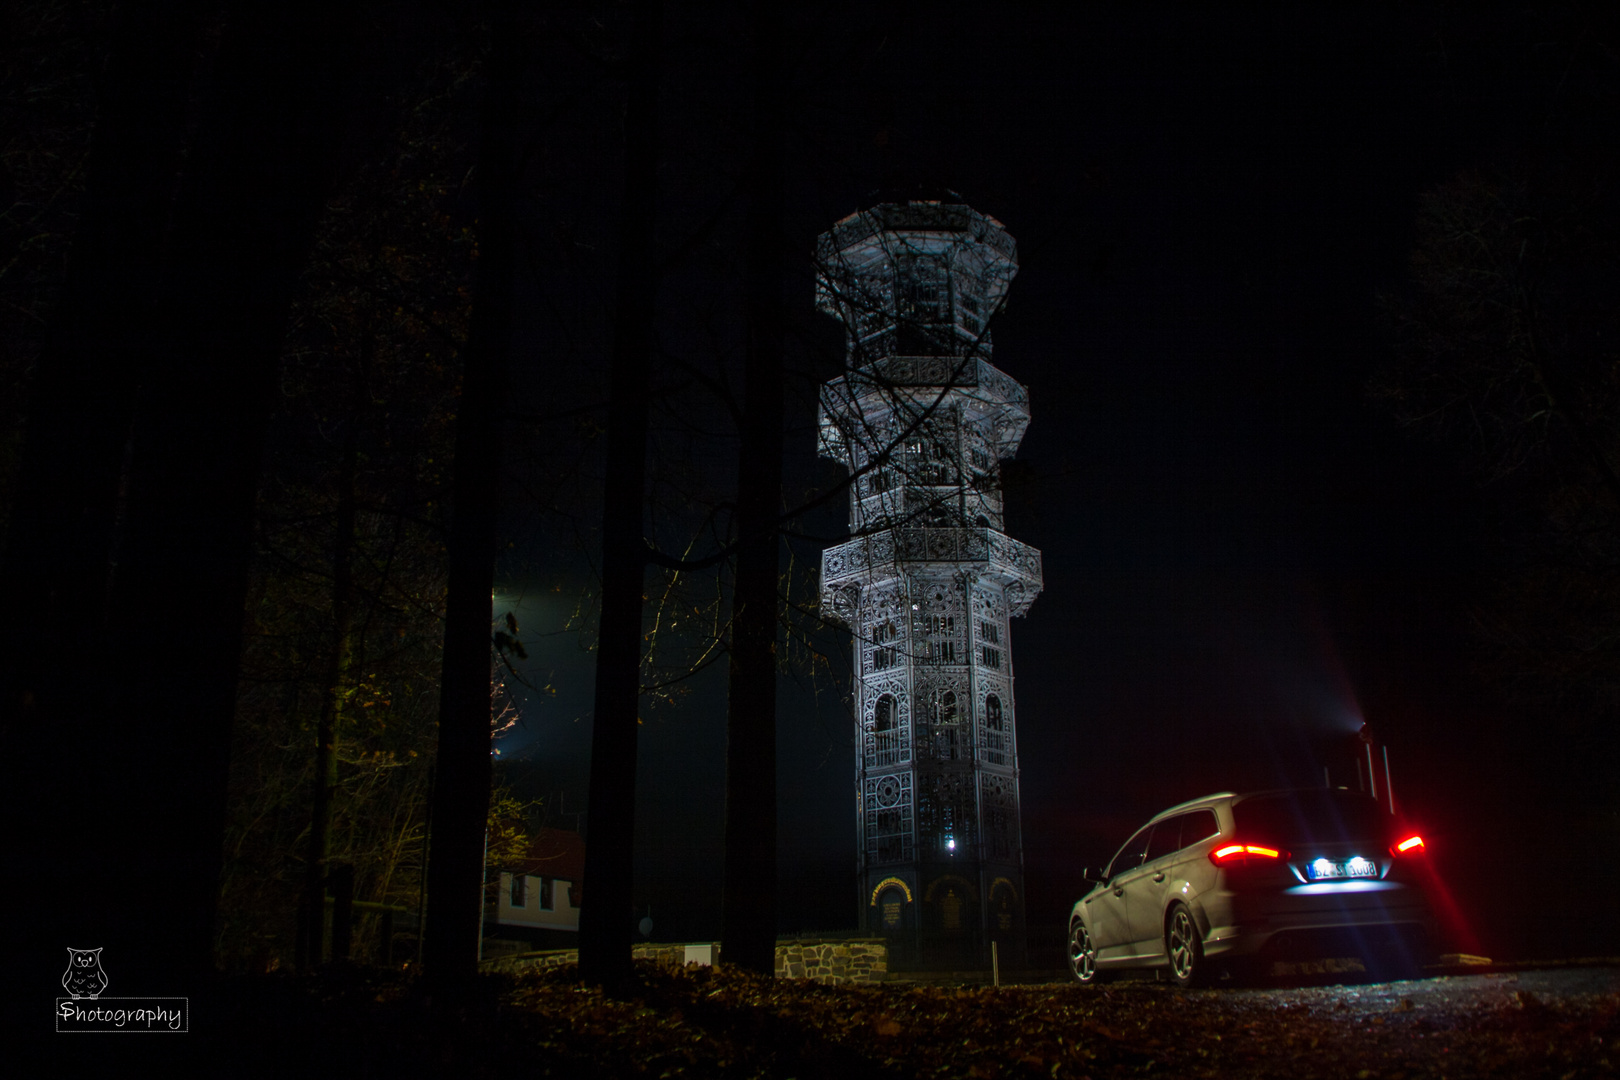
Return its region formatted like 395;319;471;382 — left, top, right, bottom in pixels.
774;939;887;984
481;938;889;984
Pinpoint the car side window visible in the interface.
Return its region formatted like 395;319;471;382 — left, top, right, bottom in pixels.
1106;825;1153;878
1144;816;1184;863
1181;809;1219;847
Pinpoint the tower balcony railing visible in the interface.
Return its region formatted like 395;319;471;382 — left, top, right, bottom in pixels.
820;526;1043;620
816;357;1031;461
843;356;1027;409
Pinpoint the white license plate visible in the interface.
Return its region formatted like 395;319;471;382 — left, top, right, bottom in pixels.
1307;857;1378;880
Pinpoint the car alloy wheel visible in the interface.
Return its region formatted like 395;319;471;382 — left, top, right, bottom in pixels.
1068;920;1100;984
1165;903;1202;988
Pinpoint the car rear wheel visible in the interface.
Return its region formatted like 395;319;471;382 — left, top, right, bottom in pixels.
1068;919;1101;984
1165;903;1204;988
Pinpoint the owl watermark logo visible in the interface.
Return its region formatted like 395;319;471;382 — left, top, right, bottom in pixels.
61;947;108;999
55;948;188;1033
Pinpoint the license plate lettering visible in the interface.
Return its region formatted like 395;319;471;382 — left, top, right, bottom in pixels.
1306;857;1378;880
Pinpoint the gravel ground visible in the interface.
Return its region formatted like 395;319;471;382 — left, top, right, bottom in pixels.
36;962;1620;1078
1224;964;1620;1016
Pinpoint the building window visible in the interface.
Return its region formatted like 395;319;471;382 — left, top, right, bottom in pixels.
539;876;554;911
899;257;949;325
983;776;1018;861
510;874;526;909
981;645;1001;669
874;693;899;766
871;620;898;671
866;773;913;865
983;694;1007;765
979;620;999;644
917;614;956;665
938;690;962;761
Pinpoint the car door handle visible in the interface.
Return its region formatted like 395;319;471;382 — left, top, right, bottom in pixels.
1113;887;1124;897
1153;872;1165;883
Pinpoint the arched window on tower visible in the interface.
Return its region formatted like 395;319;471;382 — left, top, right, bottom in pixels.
983;694;1007;765
874;693;899;766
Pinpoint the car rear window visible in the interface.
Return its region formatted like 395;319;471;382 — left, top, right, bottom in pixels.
1233;792;1391;844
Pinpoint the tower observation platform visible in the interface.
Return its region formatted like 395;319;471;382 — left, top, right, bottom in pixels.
815;201;1043;970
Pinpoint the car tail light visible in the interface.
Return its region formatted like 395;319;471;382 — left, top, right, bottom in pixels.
1390;834;1425;856
1210;843;1287;866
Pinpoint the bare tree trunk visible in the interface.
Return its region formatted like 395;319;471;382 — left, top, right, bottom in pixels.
422;0;520;990
0;0;356;992
0;0;205;993
578;0;662;991
110;0;356;989
299;380;361;971
720;1;785;976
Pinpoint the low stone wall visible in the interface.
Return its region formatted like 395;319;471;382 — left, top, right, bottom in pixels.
774;938;887;984
481;938;889;984
481;943;687;975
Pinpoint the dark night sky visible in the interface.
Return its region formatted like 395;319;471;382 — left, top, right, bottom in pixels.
485;3;1617;961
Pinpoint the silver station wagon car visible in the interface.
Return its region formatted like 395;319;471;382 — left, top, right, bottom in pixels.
1068;789;1436;986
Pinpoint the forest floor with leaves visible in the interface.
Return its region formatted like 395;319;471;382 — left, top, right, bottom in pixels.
49;960;1620;1077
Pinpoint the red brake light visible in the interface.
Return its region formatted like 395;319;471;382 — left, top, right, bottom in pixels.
1210;843;1286;866
1391;834;1425;856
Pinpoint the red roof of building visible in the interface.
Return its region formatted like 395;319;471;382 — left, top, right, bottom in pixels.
507;827;586;885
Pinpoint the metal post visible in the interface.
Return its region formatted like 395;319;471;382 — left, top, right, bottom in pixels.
991;940;1000;987
1383;746;1395;815
477;825;489;961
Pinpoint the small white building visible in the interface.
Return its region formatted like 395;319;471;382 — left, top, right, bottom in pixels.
483;827;585;955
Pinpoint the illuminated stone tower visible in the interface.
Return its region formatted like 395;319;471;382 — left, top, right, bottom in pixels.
816;201;1042;969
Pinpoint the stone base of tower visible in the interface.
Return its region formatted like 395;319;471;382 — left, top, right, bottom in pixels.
861;866;1027;973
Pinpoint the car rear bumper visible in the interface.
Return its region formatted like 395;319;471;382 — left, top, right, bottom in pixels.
1200;880;1434;960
